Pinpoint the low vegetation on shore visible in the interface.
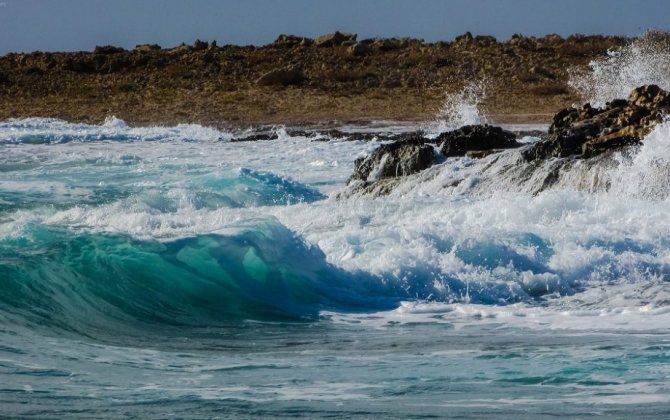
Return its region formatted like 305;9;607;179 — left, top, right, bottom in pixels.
0;32;630;125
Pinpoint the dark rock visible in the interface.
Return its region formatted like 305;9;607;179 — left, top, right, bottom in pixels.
474;35;497;46
373;38;403;51
281;129;413;142
524;84;670;160
466;150;498;159
256;66;306;86
192;39;209;51
628;83;670;108
348;42;371;56
273;34;313;47
62;56;97;73
135;44;161;53
349;135;435;182
316;129;381;141
169;43;190;54
530;65;556;80
315;32;357;47
231;133;279;142
437;125;520;157
93;45;125;54
541;34;564;44
455;32;474;44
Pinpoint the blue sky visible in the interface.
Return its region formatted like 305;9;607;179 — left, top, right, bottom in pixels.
1;0;669;54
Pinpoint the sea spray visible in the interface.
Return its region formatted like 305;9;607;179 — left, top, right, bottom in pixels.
424;81;488;136
569;31;670;106
2;118;670;418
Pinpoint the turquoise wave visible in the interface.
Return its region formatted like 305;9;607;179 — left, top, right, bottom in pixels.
3;219;636;338
0;222;397;336
0;167;325;215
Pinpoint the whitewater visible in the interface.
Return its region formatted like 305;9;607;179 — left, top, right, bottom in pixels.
2;39;670;418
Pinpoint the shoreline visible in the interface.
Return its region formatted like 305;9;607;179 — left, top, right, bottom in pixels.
0;114;551;132
0;94;565;128
0;32;631;126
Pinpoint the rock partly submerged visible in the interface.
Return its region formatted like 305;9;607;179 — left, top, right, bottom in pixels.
437;125;521;158
341;125;519;196
342;85;670;197
350;135;435;182
523;84;670;160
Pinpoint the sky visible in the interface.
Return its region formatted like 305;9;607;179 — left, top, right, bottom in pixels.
1;0;669;54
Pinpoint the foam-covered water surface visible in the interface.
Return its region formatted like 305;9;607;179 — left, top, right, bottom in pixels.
1;113;670;418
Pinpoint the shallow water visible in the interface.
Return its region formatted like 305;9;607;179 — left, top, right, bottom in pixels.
1;117;669;418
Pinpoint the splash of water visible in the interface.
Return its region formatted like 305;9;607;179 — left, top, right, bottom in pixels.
608;117;670;199
569;31;670;107
425;82;488;136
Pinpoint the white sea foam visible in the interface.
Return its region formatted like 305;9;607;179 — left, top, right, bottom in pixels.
2;108;670;327
569;32;670;106
0;117;231;143
424;82;488;136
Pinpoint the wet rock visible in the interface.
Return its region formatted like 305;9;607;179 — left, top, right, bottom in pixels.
256;66;306;86
349;136;435;182
437;125;520;157
231;133;279;142
628;83;670;108
315;32;357;47
524;85;670;160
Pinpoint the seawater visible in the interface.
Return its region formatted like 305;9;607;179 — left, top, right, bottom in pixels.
1;115;669;418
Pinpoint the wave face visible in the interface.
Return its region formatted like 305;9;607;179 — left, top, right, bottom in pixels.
2;105;670;415
0;223;389;333
0;116;229;144
2;117;669;329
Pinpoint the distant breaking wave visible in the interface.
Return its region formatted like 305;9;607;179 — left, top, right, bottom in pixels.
0;116;231;144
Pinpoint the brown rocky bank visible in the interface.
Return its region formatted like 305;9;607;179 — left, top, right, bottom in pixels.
0;32;630;125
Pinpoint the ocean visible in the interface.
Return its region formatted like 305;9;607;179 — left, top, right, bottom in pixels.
2;40;670;418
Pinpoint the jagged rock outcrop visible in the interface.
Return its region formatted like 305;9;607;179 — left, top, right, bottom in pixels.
273;34;314;48
1;31;634;123
342;125;524;197
348;43;371;56
343;82;670;197
349;136;435;183
315;32;357;47
437;124;520;157
341;135;435;197
341;85;670;198
93;45;125;55
134;44;161;52
524;85;670;160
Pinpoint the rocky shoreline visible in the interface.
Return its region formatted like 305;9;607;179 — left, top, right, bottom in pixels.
0;32;631;125
341;85;670;197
